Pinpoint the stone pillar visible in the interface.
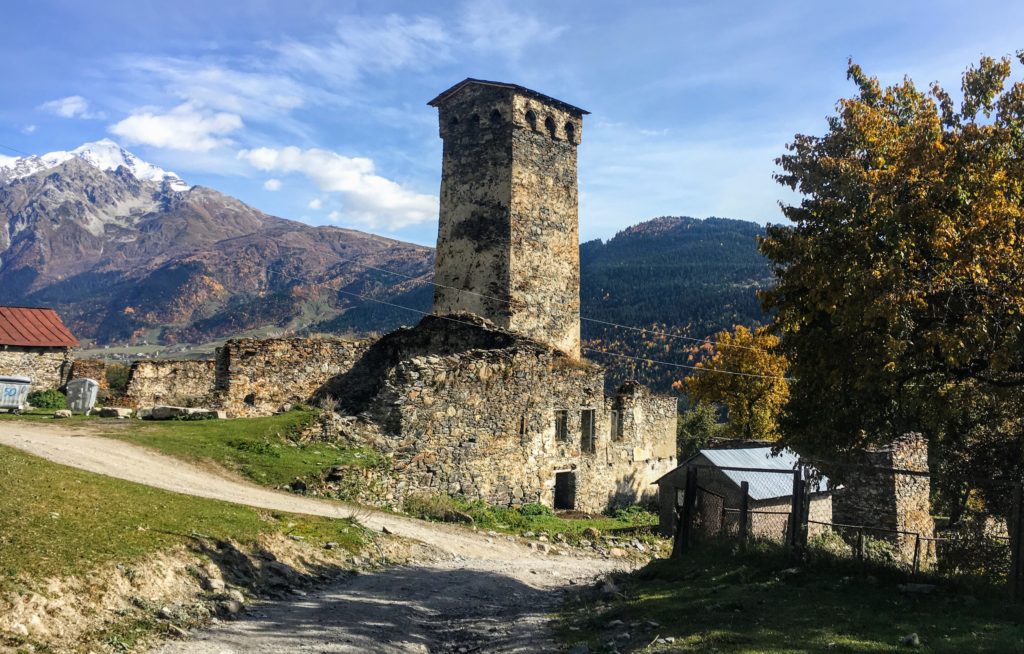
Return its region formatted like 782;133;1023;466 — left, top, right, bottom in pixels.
832;433;935;565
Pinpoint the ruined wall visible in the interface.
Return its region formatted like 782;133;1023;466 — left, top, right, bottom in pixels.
431;82;583;357
832;432;935;563
126;359;217;407
353;336;675;513
216;337;372;417
0;347;73;391
69;359;108;391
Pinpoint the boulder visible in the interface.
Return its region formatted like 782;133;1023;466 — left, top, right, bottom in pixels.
99;407;133;419
149;406;226;420
53;410;72;419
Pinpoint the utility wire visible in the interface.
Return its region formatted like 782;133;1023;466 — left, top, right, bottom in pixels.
321;249;774;353
264;267;791;381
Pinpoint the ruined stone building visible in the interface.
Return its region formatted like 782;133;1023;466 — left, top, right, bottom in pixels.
125;80;679;513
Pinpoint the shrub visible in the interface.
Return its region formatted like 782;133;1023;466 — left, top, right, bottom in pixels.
28;389;66;409
105;364;131;395
613;505;656;523
520;503;554;517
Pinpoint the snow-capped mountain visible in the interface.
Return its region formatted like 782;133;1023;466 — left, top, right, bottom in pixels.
0;139;189;191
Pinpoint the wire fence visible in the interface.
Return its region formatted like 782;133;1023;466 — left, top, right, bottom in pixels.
670;462;1024;600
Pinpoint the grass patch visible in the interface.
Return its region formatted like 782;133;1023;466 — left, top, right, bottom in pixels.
560;544;1024;653
0;408;99;422
402;492;658;544
98;409;385;489
0;444;365;594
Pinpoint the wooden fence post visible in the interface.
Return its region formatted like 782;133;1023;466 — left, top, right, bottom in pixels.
912;535;921;575
1011;483;1023;602
738;481;750;552
672;465;698;558
789;470;806;551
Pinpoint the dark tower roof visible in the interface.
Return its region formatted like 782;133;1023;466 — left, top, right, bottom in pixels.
428;78;589;116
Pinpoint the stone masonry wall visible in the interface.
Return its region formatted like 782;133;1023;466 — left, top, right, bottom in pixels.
832;432;935;563
0;347;73;391
356;338;675;513
126;359;217;407
69;359;108;391
215;337;372;417
432;82;583;357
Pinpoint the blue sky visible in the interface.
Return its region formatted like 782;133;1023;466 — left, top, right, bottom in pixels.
2;0;1023;246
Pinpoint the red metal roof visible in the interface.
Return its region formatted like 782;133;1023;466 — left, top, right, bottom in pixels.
0;306;79;348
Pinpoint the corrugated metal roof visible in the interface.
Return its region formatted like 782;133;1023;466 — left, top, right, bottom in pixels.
0;306;78;348
699;447;829;500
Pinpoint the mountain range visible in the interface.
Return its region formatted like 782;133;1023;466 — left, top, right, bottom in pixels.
0;141;772;388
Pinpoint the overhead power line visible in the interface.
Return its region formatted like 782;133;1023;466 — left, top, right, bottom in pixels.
262;267;791;381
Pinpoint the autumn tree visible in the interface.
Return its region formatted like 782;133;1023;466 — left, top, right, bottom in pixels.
680;325;789;442
761;55;1024;509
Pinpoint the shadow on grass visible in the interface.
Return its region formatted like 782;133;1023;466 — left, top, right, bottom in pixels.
560;544;1024;653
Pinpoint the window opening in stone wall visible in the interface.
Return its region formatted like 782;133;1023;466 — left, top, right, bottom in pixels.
448;115;459;127
610;409;624;441
545;116;557;138
554;410;569;441
525;109;537;131
519;415;527;436
469;113;480;128
490;108;503;126
581;408;596;454
554;471;576;510
565;121;575;142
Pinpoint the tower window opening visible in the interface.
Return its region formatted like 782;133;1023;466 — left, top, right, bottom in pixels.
545;116;557;138
565;121;576;142
525;109;537;131
490;108;504;126
610;409;624;441
448;115;459;127
468;113;480;128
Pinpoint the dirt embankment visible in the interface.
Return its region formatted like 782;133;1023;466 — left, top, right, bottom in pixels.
0;422;629;653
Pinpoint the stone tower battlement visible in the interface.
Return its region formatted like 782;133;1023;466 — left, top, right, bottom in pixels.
428;79;587;358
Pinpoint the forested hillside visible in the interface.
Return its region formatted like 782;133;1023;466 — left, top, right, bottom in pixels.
579;216;772;392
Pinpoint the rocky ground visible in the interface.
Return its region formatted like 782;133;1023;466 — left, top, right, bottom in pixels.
0;422;630;653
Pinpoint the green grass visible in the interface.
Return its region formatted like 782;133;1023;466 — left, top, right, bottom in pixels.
99;409;385;488
560;545;1024;653
0;444;366;594
402;493;659;544
0;408;100;422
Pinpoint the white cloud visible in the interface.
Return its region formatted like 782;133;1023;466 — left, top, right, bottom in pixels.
238;146;437;230
459;0;564;59
109;103;243;152
276;15;450;83
308;198;323;210
263;178;282;191
327;210;342;222
39;95;104;119
21;125;36;135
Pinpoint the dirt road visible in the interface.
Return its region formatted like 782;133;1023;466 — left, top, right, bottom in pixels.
0;421;623;653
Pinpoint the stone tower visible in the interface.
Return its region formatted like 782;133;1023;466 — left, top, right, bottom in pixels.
428;79;587;358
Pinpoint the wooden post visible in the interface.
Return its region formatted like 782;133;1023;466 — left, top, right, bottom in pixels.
912;534;921;575
789;470;804;550
738;481;750;552
856;529;865;562
672;465;698;558
1011;483;1023;602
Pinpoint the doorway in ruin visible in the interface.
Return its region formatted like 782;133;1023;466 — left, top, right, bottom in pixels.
554;471;576;510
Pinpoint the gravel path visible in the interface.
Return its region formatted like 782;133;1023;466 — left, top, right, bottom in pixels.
0;421;623;653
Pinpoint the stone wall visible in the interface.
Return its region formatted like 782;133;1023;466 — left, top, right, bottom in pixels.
832;432;935;563
215;337;372;417
126;359;217;407
0;347;73;391
69;359;108;391
431;81;583;357
323;315;676;513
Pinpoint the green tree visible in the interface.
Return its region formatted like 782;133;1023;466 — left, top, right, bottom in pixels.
676;402;724;458
761;55;1024;506
680;325;789;442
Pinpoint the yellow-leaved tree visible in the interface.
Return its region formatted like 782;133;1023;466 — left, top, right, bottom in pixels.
680;325;789;442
